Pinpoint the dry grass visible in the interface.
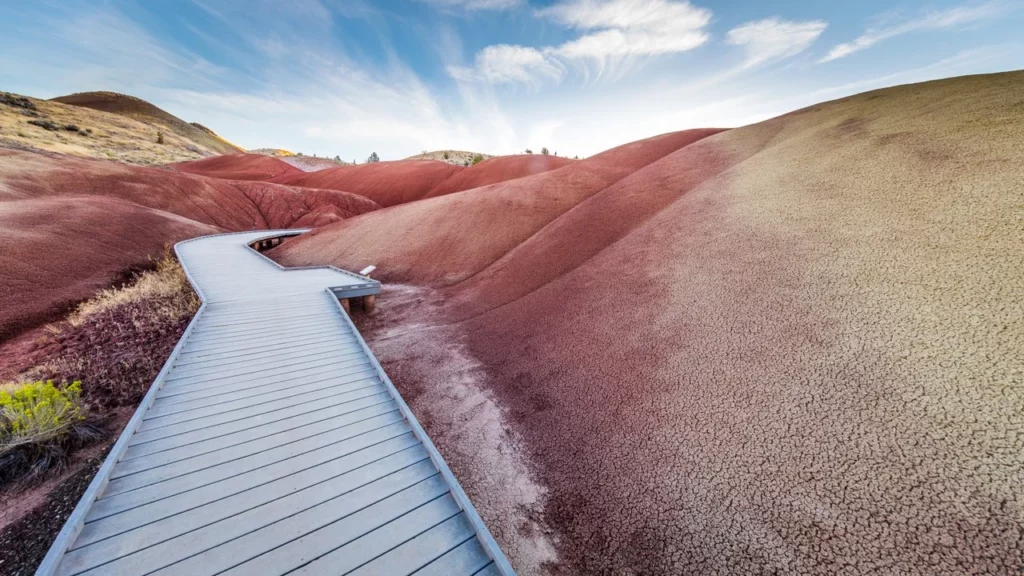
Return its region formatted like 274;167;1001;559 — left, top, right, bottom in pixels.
67;247;199;327
26;248;200;408
404;149;495;166
0;92;222;165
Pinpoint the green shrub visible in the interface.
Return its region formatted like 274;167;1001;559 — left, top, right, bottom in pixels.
156;131;164;144
0;380;99;483
472;154;484;165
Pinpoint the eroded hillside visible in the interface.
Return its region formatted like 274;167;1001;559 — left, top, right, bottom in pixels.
270;71;1024;574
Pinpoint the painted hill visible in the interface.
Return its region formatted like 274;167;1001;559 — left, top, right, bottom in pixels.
51;91;242;155
271;159;465;207
269;71;1024;574
425;153;575;198
172;153;303;181
0;148;379;339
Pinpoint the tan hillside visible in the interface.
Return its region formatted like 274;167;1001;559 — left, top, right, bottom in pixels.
51;91;242;155
249;148;350;171
404;149;494;166
0;91;224;165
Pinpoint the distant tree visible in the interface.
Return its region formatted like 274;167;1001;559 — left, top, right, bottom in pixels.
367;152;380;163
525;148;533;154
463;160;469;166
443;151;450;160
334;155;341;161
156;131;164;145
471;154;484;165
297;152;303;156
554;151;558;156
574;155;579;159
541;147;549;155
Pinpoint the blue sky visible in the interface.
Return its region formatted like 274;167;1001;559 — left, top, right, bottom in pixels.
1;0;1021;160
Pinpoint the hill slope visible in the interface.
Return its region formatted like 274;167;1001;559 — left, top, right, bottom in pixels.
1;92;225;165
52;91;242;155
172;153;303;181
425;154;574;198
271;159;465;207
270;71;1024;574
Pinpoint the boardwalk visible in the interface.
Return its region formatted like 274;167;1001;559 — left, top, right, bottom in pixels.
38;230;513;576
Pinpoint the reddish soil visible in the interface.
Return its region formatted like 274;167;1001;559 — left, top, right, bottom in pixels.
272;72;1024;575
0;149;379;340
425;154;574;198
171;153;303;181
270;159;464;207
0;196;213;340
270;128;723;285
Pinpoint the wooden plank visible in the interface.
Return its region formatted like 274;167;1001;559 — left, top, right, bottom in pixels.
154;470;450;576
412;538;493;576
123;392;393;455
349;513;476;576
93;410;407;515
289;495;462;575
108;401;400;489
61;446;431;576
72;429;420;550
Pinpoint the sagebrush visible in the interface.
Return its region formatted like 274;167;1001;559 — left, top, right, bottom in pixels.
0;380;100;484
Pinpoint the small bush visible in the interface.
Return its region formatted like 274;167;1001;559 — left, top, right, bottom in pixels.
0;92;36;110
156;131;164;144
525;148;533;154
63;124;80;132
27;119;59;131
472;154;484;165
367;152;380;163
443;151;450;160
0;380;100;484
541;147;549;155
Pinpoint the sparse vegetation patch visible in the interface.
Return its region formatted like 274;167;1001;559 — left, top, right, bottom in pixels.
0;380;100;484
0;92;36;111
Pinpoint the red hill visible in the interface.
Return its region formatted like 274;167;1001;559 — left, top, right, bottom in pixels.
425;154;574;198
172;153;303;181
271;160;463;207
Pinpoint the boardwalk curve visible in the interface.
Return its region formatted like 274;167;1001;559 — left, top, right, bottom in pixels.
37;230;514;576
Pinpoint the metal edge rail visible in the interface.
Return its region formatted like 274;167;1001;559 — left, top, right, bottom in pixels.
325;291;516;576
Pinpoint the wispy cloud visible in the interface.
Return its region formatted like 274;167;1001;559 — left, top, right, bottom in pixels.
821;1;1006;62
418;0;524;11
726;18;827;68
453;0;712;87
448;45;565;89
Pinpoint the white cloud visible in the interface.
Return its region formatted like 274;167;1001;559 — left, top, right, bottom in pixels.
448;44;564;88
419;0;523;11
453;0;711;87
726;18;828;68
821;2;1006;62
